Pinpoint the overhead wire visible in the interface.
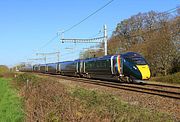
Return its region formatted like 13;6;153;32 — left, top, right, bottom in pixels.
39;35;59;50
62;0;115;34
36;0;115;51
88;30;102;38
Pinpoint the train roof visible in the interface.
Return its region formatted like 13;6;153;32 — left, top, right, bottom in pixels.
46;62;58;65
32;52;144;65
122;52;143;58
84;55;112;62
84;52;144;61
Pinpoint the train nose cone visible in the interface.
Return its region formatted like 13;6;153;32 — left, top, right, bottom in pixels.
136;65;151;80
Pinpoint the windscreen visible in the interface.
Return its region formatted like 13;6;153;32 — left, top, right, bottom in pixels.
130;57;147;65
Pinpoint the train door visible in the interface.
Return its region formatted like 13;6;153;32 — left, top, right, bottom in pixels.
76;62;79;74
111;56;115;75
38;65;40;72
80;61;84;74
54;63;57;73
46;65;48;73
58;63;61;73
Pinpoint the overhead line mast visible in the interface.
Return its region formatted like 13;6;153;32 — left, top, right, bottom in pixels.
36;52;60;63
28;58;47;64
60;25;108;56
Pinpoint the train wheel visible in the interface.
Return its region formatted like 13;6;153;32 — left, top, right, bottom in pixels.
127;77;134;83
86;74;91;79
118;77;124;82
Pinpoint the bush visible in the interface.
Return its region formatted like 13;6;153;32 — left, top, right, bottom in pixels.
0;65;9;73
0;65;9;78
14;73;38;84
152;72;180;84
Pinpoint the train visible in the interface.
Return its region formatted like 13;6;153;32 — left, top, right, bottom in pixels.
20;52;151;83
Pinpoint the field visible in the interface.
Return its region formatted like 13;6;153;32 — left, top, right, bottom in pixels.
0;78;24;122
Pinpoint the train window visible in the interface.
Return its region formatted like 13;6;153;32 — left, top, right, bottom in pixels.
96;61;100;68
89;63;93;68
98;60;106;68
86;61;94;69
92;61;96;68
131;57;147;65
97;61;101;68
102;61;106;68
106;60;110;68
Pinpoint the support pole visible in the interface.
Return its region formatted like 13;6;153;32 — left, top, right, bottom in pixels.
104;25;108;55
60;25;108;56
57;52;60;62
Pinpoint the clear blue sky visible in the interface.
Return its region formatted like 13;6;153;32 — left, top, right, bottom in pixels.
0;0;179;67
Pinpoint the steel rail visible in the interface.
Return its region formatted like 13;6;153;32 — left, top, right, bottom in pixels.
37;73;180;100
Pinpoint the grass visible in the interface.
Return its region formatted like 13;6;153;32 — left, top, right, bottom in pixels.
0;78;24;122
13;72;174;121
15;73;38;83
151;72;180;84
70;87;172;122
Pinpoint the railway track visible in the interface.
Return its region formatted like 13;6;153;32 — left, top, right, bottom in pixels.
38;73;180;100
142;82;180;89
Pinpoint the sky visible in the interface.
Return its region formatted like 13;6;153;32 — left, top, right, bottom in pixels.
0;0;179;67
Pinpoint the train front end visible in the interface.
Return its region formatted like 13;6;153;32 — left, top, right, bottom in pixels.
135;65;150;80
122;52;151;82
111;52;150;83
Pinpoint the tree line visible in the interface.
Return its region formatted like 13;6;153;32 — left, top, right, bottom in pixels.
81;8;180;76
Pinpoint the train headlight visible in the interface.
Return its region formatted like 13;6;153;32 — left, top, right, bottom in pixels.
133;66;137;70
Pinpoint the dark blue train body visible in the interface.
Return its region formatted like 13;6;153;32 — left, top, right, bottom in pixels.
20;52;151;83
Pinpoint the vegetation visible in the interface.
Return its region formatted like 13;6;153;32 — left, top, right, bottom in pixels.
0;78;24;122
151;72;180;84
15;73;38;84
0;65;16;78
15;73;172;121
0;65;9;77
81;8;180;76
70;87;172;122
0;65;9;73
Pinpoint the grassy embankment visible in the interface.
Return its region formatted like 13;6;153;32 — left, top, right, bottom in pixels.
15;73;173;122
151;72;180;84
0;78;24;121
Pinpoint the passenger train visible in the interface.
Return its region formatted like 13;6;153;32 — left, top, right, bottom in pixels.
20;52;151;83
